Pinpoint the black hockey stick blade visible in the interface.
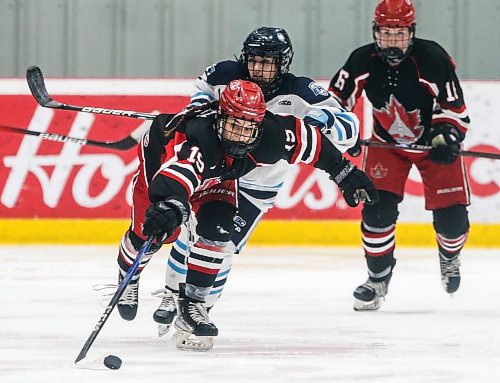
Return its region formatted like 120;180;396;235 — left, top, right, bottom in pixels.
26;65;158;120
0;124;138;151
75;237;154;364
26;65;61;108
359;139;499;160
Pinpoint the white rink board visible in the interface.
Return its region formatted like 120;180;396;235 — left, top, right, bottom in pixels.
1;245;500;383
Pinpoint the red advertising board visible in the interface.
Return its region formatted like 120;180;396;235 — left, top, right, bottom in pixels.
0;92;498;221
0;95;187;218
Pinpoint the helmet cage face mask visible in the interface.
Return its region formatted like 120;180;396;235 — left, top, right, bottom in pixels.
246;55;279;88
373;0;416;65
373;23;415;65
217;115;263;158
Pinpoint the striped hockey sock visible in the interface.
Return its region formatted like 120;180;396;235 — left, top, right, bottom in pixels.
436;231;468;259
362;222;396;280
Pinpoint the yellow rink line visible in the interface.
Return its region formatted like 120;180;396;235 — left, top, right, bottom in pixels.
0;219;498;247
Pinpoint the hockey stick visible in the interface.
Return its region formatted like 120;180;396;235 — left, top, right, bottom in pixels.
360;139;500;160
75;236;154;364
0;124;140;151
26;65;157;120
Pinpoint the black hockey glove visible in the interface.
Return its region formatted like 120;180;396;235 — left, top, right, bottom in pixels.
330;159;379;207
428;124;462;165
143;199;190;242
347;137;362;157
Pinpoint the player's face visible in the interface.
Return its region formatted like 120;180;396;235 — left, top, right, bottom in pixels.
247;55;278;84
221;116;259;144
376;27;411;52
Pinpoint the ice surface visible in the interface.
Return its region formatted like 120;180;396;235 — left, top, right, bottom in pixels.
1;245;499;383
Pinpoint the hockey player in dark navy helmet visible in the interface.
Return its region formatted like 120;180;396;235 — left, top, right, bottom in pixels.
329;0;470;311
149;26;365;338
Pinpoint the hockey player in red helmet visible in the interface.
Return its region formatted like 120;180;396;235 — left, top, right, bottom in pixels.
329;0;470;311
115;79;378;349
373;0;416;65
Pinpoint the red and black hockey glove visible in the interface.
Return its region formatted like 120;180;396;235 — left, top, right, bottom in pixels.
330;159;379;207
428;124;462;165
143;199;189;242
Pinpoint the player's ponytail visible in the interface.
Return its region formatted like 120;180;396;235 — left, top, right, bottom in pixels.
164;101;219;138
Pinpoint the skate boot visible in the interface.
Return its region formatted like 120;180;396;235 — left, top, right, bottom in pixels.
174;284;218;351
439;252;461;294
117;274;139;321
151;288;178;337
353;273;392;311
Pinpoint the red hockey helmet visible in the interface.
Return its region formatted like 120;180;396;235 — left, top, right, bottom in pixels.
373;0;416;65
219;80;266;122
218;80;266;158
374;0;416;28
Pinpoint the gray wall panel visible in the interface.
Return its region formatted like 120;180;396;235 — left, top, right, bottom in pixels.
0;0;499;79
15;0;69;77
311;0;378;79
69;0;121;77
168;0;218;77
460;0;500;79
0;0;18;76
121;0;164;77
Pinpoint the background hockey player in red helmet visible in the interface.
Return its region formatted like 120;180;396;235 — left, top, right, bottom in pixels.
116;79;378;349
150;26;361;335
329;0;471;311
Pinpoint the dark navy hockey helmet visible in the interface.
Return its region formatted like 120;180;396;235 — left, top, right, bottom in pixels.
240;27;294;95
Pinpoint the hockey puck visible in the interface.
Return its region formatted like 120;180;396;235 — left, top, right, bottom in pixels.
103;355;122;370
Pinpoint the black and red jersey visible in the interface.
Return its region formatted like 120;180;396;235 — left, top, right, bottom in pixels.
143;112;343;206
328;38;470;145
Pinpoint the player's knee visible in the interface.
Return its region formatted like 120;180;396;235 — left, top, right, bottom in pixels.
196;201;236;242
362;191;400;228
433;204;469;237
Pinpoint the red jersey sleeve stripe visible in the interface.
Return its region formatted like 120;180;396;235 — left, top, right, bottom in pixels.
290;118;303;164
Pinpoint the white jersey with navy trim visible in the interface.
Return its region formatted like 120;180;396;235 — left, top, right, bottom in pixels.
191;60;360;212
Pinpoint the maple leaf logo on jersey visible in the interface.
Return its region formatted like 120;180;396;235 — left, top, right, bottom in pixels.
370;163;388;179
373;95;424;144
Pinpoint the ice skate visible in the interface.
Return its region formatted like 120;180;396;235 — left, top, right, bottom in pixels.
439;252;461;294
353;275;391;311
151;288;178;337
174;284;218;351
117;274;139;321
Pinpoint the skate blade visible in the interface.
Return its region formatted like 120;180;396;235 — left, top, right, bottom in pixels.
174;330;214;351
157;323;171;337
353;297;383;311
